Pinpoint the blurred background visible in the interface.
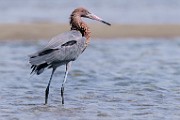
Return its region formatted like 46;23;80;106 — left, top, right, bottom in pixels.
0;0;180;24
0;0;180;39
0;1;180;120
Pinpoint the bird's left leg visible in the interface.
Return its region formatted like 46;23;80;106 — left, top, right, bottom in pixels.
45;67;56;105
61;62;72;104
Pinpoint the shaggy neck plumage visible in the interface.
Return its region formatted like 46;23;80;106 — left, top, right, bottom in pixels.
70;14;91;46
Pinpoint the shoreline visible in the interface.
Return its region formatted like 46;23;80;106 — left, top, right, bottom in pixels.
0;23;180;40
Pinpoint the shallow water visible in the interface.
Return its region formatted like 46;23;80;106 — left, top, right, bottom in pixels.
0;38;180;120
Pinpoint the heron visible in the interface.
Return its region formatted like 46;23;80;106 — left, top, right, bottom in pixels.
29;7;111;105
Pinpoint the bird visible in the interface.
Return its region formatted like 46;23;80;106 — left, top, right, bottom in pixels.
29;7;111;105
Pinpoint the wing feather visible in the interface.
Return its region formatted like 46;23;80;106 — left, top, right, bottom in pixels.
44;30;82;49
29;30;86;67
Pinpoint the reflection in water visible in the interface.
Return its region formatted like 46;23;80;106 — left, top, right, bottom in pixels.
0;38;180;119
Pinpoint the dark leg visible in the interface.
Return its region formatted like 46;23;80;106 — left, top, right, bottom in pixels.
61;62;71;104
45;68;56;105
61;84;64;104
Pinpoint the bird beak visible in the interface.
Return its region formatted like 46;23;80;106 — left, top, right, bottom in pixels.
86;13;111;26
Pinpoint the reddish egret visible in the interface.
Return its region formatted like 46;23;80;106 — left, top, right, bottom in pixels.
29;7;111;105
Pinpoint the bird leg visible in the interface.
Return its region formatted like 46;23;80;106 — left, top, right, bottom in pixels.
61;84;64;104
45;68;56;105
61;62;71;104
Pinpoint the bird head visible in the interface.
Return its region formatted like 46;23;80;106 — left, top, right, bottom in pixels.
71;7;111;26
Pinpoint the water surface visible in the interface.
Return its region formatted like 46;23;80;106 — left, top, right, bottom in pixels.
0;0;180;24
0;38;180;120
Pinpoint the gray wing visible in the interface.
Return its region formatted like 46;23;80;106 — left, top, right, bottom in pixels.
44;30;82;49
29;30;86;66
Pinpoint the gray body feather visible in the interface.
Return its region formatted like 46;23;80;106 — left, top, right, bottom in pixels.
29;30;86;74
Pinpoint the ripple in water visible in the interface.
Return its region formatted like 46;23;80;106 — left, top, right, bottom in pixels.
0;38;180;120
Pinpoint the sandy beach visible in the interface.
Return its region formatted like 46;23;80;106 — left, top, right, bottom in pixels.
0;23;180;40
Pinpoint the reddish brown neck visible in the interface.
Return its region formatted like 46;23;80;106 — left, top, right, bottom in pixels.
70;15;91;46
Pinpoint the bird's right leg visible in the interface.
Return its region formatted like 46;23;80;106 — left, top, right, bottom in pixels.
61;62;71;104
45;68;56;105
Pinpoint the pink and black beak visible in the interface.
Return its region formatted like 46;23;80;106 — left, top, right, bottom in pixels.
86;13;111;26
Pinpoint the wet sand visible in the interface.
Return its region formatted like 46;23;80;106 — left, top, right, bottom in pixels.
0;23;180;40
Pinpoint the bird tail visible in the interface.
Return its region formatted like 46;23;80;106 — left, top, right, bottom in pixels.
29;54;49;75
30;63;48;75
